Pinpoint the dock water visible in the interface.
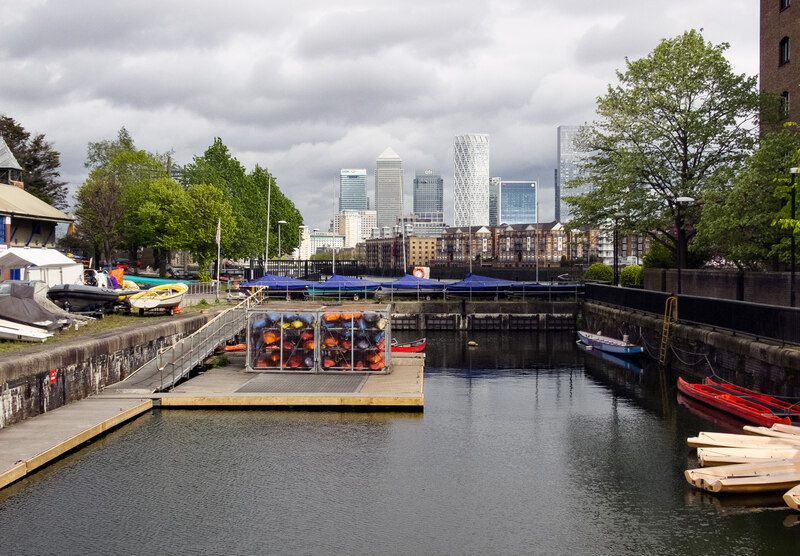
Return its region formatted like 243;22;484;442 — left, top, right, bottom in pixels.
0;352;424;489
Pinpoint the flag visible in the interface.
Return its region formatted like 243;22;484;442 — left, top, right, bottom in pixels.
215;218;221;244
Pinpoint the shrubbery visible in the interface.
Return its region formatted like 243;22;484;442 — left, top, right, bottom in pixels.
584;263;613;282
620;264;642;287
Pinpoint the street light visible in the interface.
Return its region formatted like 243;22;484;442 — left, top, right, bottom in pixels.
790;168;798;307
277;220;287;258
612;213;623;286
675;196;695;294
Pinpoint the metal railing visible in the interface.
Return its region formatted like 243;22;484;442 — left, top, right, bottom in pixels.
155;295;251;390
585;283;800;345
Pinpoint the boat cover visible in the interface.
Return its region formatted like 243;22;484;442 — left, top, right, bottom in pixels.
0;281;81;330
309;274;380;292
241;273;313;290
379;273;445;290
445;273;522;291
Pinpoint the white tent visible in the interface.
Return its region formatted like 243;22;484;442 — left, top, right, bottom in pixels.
0;248;83;287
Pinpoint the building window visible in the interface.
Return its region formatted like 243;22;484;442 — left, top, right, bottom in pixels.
780;37;790;65
782;91;791;118
781;0;791;11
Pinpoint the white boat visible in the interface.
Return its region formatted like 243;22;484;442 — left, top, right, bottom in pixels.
687;431;800;449
577;331;643;355
771;424;800;436
742;425;800;441
0;317;52;342
697;446;800;467
784;484;800;511
128;283;188;315
685;460;800;493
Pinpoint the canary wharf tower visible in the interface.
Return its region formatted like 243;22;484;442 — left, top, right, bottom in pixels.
454;133;490;227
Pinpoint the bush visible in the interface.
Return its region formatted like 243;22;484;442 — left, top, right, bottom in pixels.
584;263;613;282
620;264;643;287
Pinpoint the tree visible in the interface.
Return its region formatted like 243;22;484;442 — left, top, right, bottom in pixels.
0;116;69;209
696;123;800;269
565;30;761;268
183;183;235;277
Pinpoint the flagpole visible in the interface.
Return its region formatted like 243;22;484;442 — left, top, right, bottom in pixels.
216;217;221;302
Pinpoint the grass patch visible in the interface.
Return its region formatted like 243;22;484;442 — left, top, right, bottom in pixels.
0;300;230;355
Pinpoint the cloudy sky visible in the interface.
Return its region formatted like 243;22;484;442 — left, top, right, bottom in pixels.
1;0;758;230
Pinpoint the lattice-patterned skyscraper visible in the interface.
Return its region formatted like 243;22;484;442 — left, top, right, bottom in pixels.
453;134;490;227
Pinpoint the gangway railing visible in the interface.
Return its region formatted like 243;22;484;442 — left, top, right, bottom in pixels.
155;296;252;391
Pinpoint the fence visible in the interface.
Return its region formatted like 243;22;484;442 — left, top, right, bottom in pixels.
585;283;800;345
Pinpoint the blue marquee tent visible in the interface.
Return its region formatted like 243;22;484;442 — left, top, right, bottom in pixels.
445;273;522;292
380;273;445;291
241;273;313;290
307;274;380;298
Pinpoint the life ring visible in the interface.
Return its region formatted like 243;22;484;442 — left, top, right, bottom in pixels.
353;294;360;301
413;268;424;278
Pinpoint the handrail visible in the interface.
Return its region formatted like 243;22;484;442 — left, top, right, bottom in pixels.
155;294;254;391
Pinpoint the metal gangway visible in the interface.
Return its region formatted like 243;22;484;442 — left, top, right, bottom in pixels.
106;296;252;394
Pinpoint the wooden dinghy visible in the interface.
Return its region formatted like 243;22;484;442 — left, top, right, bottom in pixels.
697;446;800;467
685;460;800;493
687;431;800;449
784;484;800;511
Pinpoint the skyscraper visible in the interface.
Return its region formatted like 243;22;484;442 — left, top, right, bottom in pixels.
413;169;443;217
339;169;368;211
454;133;490;227
556;125;592;222
489;177;501;226
374;147;403;230
500;181;537;224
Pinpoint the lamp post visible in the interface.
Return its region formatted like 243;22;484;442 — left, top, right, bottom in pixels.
791;168;798;307
675;196;694;294
277;219;287;257
612;215;621;286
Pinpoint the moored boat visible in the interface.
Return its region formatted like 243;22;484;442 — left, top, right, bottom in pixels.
677;377;793;427
704;378;800;424
687;431;800;449
685;460;800;493
128;283;188;315
391;338;426;353
697;446;800;467
784;484;800;511
577;331;643;355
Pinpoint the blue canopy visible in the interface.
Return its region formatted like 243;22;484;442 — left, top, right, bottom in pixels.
445;273;522;291
308;274;380;292
241;273;312;290
380;273;445;290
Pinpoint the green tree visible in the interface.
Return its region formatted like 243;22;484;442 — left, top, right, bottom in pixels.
565;30;760;268
696;123;800;269
183;183;235;276
0;115;68;209
584;263;613;282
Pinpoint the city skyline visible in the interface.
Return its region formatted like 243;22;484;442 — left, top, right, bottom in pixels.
0;1;758;231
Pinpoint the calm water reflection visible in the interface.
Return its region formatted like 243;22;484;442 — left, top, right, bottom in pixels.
0;331;798;555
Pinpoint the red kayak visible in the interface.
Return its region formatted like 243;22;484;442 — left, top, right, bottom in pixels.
703;378;800;423
391;338;426;353
677;377;793;427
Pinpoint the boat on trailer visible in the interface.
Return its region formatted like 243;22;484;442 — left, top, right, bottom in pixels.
391;338;426;353
677;377;795;427
128;283;188;315
576;331;643;355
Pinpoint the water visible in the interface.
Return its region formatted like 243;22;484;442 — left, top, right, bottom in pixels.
1;331;799;555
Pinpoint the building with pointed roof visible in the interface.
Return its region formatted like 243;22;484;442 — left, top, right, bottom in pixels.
0;136;73;255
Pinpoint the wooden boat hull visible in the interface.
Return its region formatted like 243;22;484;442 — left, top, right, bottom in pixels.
687;431;800;449
391;338;426;353
686;460;800;493
784;484;800;510
697;446;800;467
577;331;642;355
678;377;792;427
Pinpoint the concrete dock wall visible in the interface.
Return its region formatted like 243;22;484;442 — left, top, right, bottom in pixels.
583;301;800;396
0;313;215;429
